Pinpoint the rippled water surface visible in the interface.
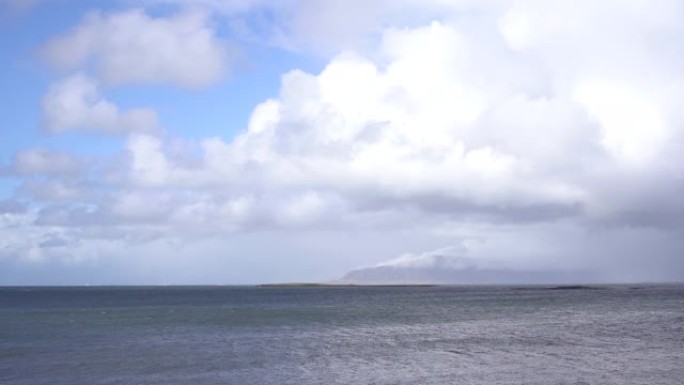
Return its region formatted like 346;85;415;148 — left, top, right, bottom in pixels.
1;285;683;384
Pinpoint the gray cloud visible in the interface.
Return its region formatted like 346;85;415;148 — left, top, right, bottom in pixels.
0;199;26;214
11;148;82;177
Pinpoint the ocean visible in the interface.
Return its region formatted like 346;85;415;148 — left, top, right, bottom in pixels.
1;285;683;385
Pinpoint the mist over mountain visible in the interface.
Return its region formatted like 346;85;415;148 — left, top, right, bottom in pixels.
339;266;598;285
338;247;599;285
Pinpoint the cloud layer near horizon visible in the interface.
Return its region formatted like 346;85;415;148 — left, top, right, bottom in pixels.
2;0;684;284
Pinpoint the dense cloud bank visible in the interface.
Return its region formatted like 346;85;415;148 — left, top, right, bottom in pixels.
2;1;684;283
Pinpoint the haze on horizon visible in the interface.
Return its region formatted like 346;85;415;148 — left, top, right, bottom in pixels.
1;0;683;285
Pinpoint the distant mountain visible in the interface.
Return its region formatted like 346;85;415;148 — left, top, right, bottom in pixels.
339;265;594;285
338;247;597;285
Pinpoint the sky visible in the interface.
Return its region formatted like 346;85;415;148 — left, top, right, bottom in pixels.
1;0;683;285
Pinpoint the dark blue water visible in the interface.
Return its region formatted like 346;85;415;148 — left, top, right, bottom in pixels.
2;285;683;384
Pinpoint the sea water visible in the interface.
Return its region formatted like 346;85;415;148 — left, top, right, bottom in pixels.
1;285;683;384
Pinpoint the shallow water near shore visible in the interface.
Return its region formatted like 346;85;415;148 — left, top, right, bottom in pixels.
2;284;683;385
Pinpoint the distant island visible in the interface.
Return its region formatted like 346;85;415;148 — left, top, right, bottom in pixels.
336;264;600;286
256;283;644;290
259;251;606;287
257;283;437;288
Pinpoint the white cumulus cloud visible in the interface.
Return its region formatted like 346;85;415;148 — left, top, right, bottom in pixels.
42;8;228;88
42;74;158;134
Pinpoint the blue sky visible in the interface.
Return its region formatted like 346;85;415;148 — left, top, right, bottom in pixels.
1;0;684;285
